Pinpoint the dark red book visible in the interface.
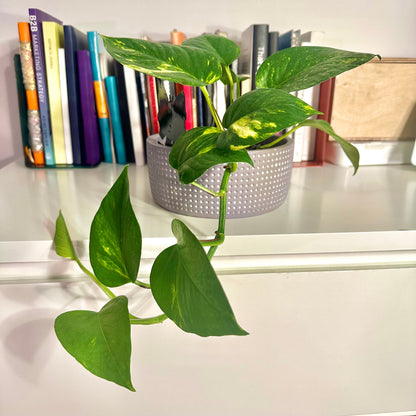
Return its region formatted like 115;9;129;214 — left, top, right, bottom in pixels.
314;77;335;165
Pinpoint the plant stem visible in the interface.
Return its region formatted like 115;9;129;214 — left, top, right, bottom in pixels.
224;65;234;103
200;86;224;130
200;232;225;247
207;163;236;260
130;313;168;325
75;258;116;300
259;125;300;149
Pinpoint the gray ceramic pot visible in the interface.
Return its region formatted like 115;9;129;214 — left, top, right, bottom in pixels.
146;135;294;218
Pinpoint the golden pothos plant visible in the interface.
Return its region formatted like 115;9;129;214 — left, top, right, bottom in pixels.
54;33;379;390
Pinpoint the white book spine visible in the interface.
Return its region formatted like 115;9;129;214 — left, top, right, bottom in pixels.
58;48;73;164
292;90;304;162
123;66;145;166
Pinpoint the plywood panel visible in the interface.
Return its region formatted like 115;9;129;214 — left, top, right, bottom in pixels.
330;58;416;140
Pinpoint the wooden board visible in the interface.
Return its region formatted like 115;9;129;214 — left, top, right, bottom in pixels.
330;58;416;140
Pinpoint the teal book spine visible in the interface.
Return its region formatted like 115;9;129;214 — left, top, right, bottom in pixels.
105;76;126;164
87;31;113;163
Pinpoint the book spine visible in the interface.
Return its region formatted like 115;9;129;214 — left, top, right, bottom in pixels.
87;31;113;163
14;54;33;167
196;87;204;127
183;85;194;130
267;31;279;57
314;77;336;165
251;24;269;90
58;48;73;164
292;89;305;162
136;72;151;140
17;22;45;166
123;66;145;165
77;50;101;166
113;61;135;163
105;76;126;164
146;74;160;135
43;21;66;164
28;9;62;166
171;29;194;130
64;25;88;165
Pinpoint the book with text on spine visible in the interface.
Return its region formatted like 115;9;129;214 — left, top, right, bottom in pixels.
28;8;63;166
17;22;45;166
238;24;269;91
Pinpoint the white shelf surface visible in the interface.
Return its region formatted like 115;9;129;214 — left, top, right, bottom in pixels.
1;159;415;282
1;160;416;416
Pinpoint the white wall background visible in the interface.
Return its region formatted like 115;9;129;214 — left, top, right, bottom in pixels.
1;0;415;167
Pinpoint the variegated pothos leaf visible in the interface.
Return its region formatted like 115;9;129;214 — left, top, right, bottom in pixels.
101;35;222;86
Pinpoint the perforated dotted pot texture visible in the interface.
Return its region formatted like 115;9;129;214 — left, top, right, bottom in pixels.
146;135;294;218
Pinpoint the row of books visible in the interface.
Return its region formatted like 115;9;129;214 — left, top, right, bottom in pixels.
15;9;233;168
15;10;331;169
16;9;152;168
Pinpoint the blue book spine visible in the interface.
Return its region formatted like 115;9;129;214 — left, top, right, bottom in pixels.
28;9;62;166
105;76;126;164
64;25;88;165
87;31;112;163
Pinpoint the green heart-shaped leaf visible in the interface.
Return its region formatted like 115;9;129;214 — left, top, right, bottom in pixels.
169;127;253;183
300;119;360;174
150;219;248;337
89;166;142;287
182;34;240;66
102;35;222;87
55;296;135;391
218;88;321;149
256;46;379;92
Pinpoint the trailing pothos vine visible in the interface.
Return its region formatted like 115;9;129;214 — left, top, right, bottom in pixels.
53;33;379;390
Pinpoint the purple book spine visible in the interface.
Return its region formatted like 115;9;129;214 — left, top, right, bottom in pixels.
28;9;62;166
77;50;102;165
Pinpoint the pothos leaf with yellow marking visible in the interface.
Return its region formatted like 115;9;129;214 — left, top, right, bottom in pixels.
169;127;253;184
256;46;379;92
150;219;248;337
101;35;222;86
218;88;321;149
89;166;142;287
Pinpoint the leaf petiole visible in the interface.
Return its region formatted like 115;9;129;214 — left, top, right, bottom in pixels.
200;85;224;130
190;181;225;197
132;279;151;289
259;126;299;149
129;313;168;325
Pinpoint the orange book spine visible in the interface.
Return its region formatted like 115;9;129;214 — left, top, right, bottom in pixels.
18;22;45;166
